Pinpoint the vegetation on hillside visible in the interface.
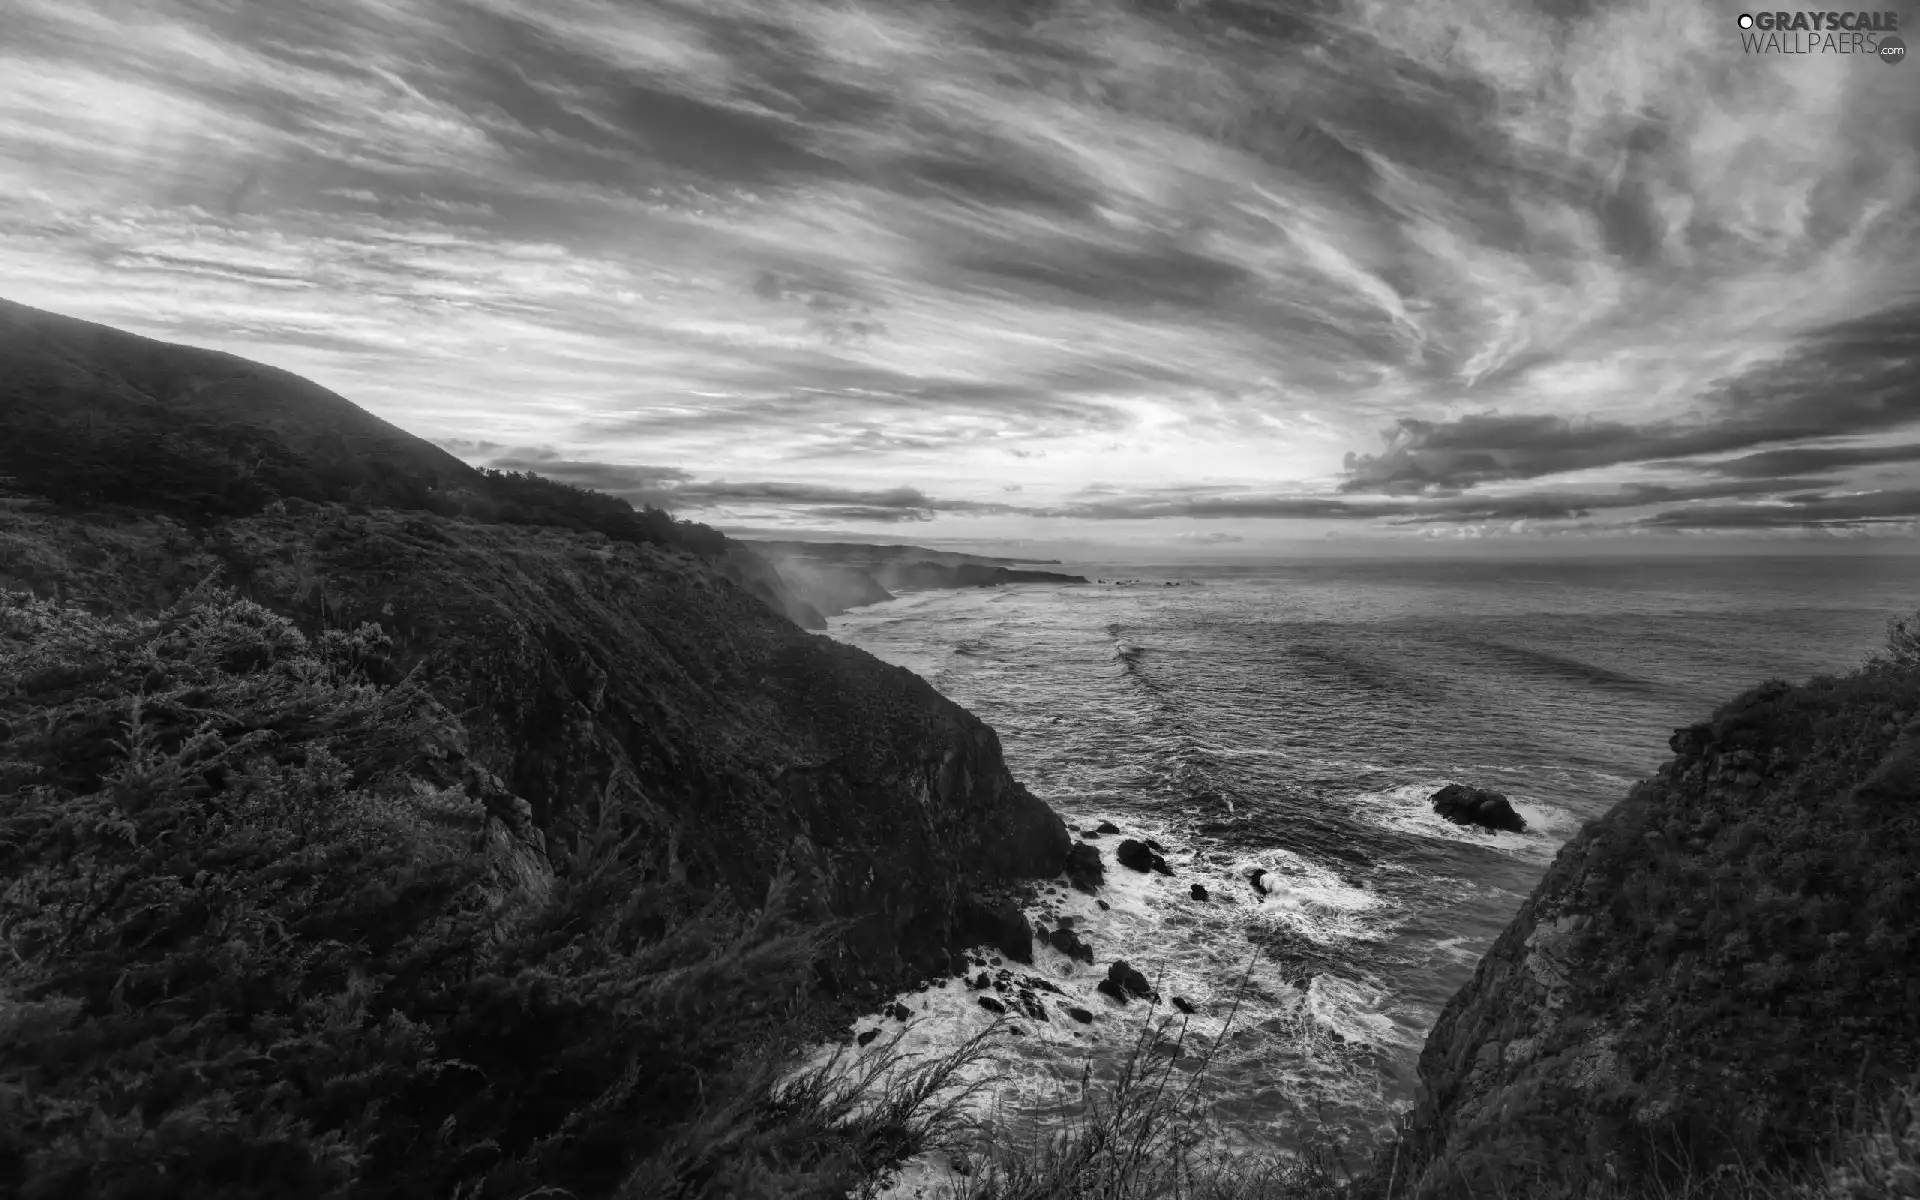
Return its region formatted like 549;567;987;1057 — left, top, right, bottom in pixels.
0;586;980;1199
0;400;724;556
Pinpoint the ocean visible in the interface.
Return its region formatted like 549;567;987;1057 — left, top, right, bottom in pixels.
808;553;1920;1184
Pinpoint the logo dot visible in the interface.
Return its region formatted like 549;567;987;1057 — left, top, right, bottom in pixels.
1737;12;1754;28
1880;34;1907;63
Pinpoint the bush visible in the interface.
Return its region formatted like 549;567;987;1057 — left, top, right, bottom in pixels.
1883;610;1920;670
0;588;969;1199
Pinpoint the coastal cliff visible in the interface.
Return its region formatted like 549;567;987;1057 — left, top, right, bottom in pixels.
1372;659;1920;1198
0;300;1074;1197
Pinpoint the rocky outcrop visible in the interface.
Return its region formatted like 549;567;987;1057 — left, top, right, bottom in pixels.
1371;672;1920;1199
1116;838;1173;875
960;894;1037;964
1066;841;1105;892
1430;783;1527;833
1038;923;1095;965
1096;960;1155;1004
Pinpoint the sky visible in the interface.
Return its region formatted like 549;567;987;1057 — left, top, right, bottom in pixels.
1;0;1917;556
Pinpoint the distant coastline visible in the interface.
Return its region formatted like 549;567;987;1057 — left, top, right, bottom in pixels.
741;538;1088;624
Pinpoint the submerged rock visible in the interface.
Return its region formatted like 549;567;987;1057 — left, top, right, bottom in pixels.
1190;883;1209;901
1430;783;1528;834
1248;868;1271;895
1096;820;1120;834
977;996;1006;1015
1171;996;1196;1015
1065;1005;1094;1024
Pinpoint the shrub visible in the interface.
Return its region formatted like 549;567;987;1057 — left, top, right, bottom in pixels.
0;588;967;1199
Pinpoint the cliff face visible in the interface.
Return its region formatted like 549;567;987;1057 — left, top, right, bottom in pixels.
0;297;1073;997
1380;667;1920;1198
0;502;1070;997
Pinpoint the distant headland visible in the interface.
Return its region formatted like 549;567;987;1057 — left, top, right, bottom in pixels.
742;538;1088;624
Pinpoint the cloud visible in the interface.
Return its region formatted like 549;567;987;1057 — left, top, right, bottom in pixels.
1641;489;1920;530
0;0;1915;544
1341;301;1920;494
1658;442;1920;479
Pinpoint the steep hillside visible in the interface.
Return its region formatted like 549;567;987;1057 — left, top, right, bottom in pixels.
1366;650;1920;1198
0;305;1080;1197
0;297;823;629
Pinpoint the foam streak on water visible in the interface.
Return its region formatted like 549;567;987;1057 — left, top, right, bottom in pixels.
799;555;1920;1187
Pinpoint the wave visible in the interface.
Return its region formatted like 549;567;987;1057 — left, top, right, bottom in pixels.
1283;639;1446;703
1464;638;1660;690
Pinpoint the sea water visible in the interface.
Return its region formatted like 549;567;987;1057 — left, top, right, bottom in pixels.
799;554;1920;1190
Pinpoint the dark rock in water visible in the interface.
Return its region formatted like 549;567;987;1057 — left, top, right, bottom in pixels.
1067;841;1105;892
1106;960;1152;998
978;996;1006;1015
959;894;1035;963
1066;1005;1094;1024
1172;996;1196;1015
1430;784;1528;834
1143;838;1167;854
1096;899;1110;910
1095;978;1130;1004
1248;868;1271;895
1047;925;1095;965
1055;915;1076;930
973;972;991;990
1190;883;1209;901
1116;838;1172;875
990;957;1003;967
1080;827;1103;838
1097;820;1120;834
890;1003;910;1022
857;1029;880;1046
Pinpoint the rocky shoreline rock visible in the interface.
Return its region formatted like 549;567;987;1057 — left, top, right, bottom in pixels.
1429;783;1527;833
